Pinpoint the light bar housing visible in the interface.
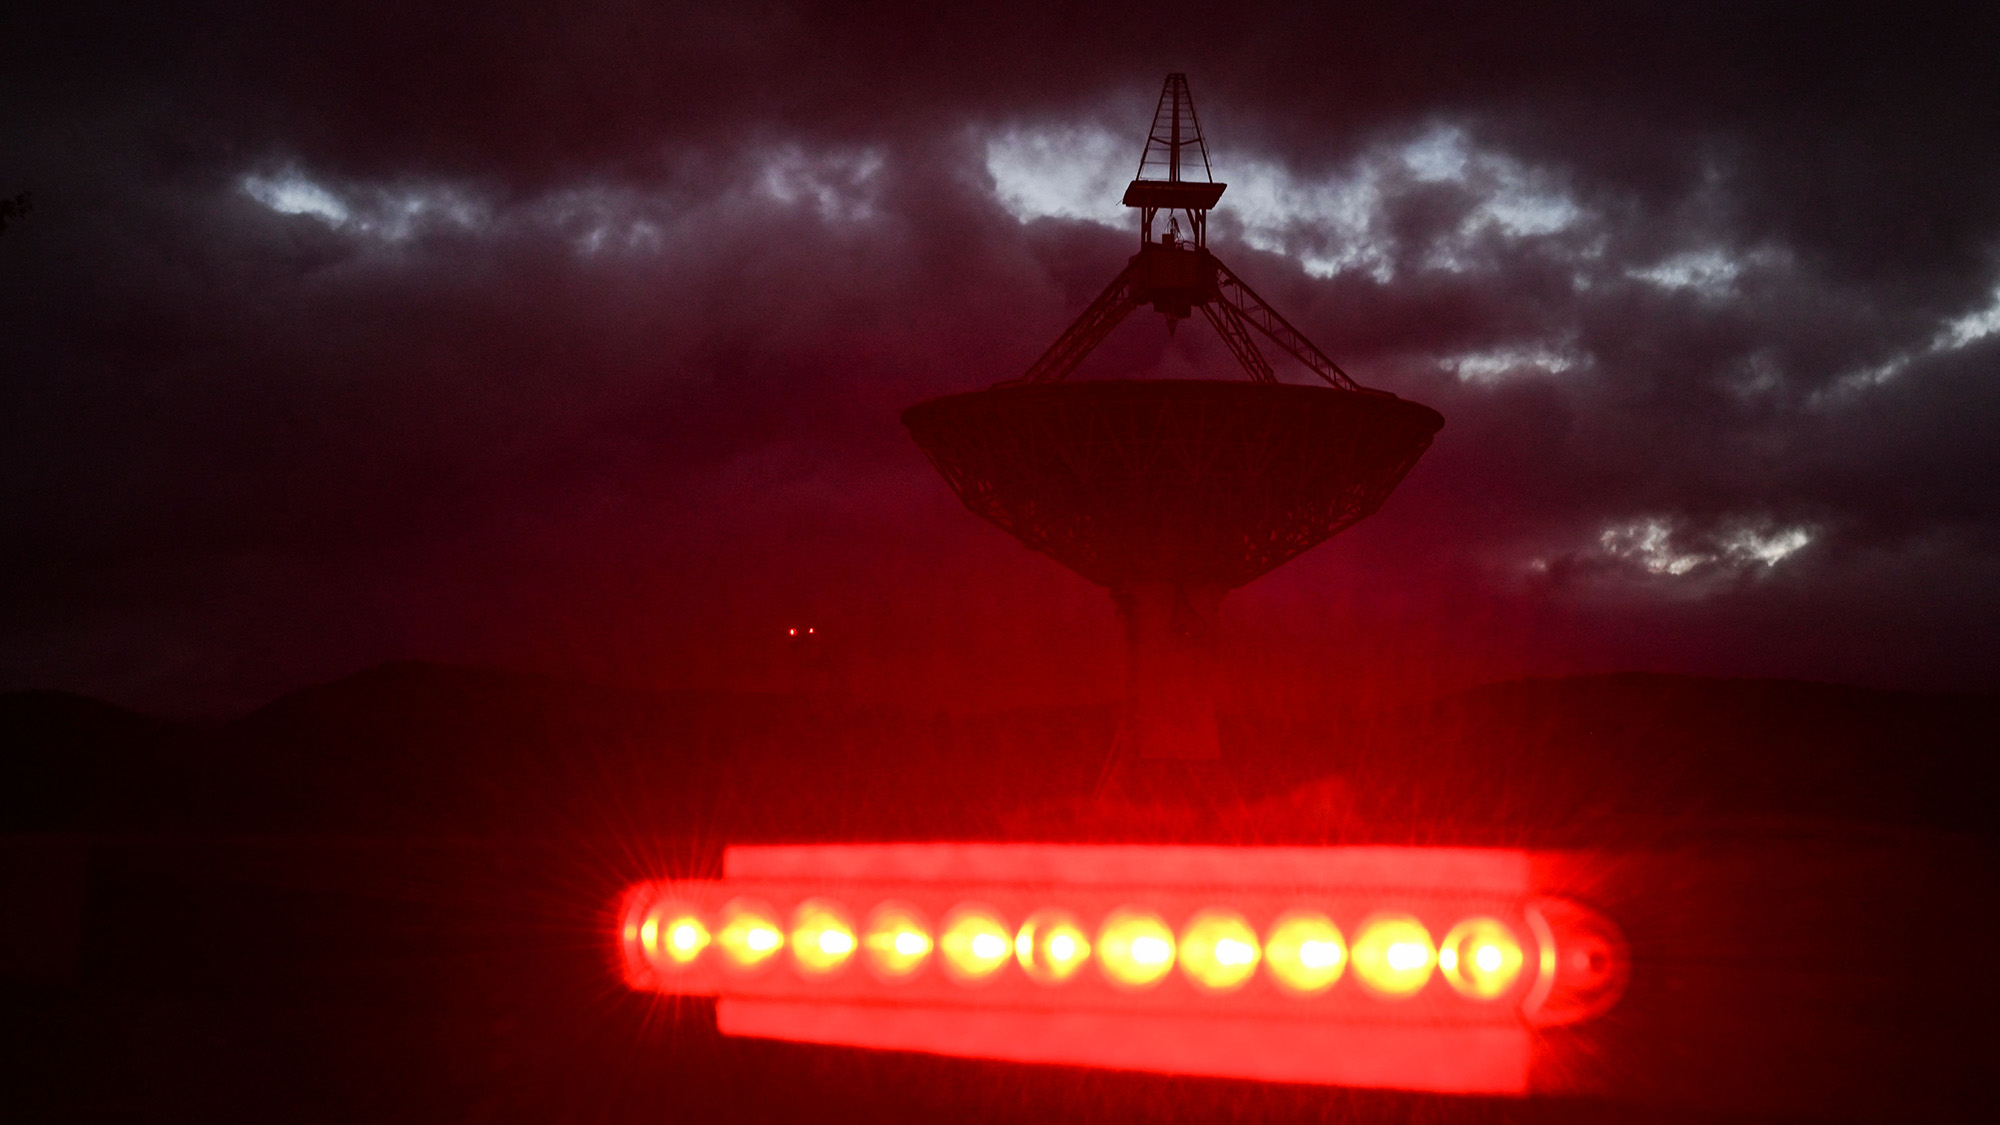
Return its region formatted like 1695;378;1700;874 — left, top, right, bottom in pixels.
620;844;1626;1094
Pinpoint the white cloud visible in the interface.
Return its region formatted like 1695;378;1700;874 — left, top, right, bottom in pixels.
1592;516;1813;579
240;168;489;242
1224;157;1395;281
1938;285;2000;349
238;143;887;257
1467;184;1580;240
1401;128;1470;183
1628;248;1740;295
1825;353;1911;397
1599;517;1709;576
985;125;1131;227
1440;339;1586;383
981;120;1587;283
1821;281;2000;401
538;186;673;256
1720;524;1812;566
365;184;489;241
1625;245;1790;299
757;145;885;224
241;172;350;224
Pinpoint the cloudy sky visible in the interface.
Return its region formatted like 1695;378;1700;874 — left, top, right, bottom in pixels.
5;2;1998;713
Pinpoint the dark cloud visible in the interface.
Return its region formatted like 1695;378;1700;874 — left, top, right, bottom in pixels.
4;2;1998;710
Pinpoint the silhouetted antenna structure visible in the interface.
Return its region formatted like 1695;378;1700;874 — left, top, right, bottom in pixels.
1136;74;1214;185
1006;74;1362;390
904;74;1443;762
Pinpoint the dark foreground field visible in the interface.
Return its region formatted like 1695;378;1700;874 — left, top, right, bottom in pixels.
4;663;1996;1122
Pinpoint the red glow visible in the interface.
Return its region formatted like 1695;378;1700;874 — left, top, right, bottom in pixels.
620;843;1626;1094
717;1000;1533;1094
721;842;1531;890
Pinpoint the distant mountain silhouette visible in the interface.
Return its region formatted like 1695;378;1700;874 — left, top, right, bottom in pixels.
6;661;1993;842
0;691;186;833
1238;672;2000;843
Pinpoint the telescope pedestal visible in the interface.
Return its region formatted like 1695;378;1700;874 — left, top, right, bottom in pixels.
1114;581;1225;761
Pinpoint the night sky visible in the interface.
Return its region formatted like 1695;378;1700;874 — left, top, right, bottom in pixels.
7;2;2000;715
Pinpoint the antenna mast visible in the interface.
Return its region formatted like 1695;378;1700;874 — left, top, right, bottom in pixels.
1009;72;1364;391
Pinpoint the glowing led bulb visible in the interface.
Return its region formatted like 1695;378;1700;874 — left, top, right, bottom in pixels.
1016;909;1091;985
716;899;786;970
790;900;857;976
1263;911;1346;994
642;906;708;969
1351;914;1436;998
1387;943;1427;970
1178;909;1261;992
939;904;1012;983
861;902;933;980
1097;908;1176;989
1439;917;1525;1000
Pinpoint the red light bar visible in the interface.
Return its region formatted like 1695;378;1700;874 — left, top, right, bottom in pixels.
619;844;1626;1095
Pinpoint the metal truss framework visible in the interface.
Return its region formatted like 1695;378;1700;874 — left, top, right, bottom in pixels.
1007;247;1361;391
1004;71;1365;393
